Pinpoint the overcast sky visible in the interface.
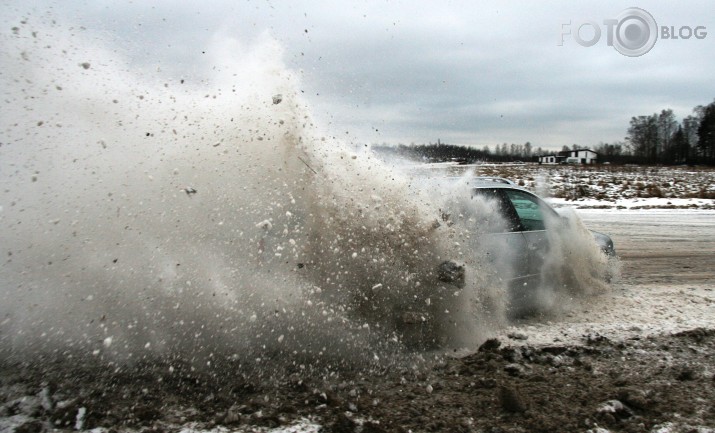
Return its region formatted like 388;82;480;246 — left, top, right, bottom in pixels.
4;0;714;151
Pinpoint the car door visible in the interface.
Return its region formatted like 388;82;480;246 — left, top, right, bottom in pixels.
470;188;530;283
501;188;554;280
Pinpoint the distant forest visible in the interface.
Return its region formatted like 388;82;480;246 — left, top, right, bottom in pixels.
373;98;715;165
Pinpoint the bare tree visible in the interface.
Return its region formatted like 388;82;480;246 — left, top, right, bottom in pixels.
627;115;658;162
657;109;678;163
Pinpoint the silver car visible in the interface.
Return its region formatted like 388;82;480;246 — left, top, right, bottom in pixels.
467;176;614;262
400;176;617;347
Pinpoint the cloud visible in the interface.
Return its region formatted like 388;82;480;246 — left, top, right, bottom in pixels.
2;0;714;150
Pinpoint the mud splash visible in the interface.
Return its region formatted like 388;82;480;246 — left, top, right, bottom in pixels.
0;15;613;376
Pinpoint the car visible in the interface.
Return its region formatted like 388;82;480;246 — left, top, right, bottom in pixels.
462;176;614;253
398;176;617;347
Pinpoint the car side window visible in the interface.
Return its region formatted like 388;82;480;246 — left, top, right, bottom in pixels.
503;189;546;231
471;188;522;232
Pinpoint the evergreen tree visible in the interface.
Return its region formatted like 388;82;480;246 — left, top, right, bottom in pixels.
697;101;715;164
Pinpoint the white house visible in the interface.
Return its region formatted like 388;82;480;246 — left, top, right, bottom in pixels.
538;149;598;165
538;155;559;164
565;149;598;164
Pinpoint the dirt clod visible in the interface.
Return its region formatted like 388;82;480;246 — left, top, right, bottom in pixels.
498;385;527;413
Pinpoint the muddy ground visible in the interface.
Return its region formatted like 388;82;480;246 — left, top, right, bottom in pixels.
2;327;714;433
2;210;714;433
2;326;714;433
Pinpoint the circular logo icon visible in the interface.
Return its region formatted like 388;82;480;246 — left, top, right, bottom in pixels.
613;7;658;57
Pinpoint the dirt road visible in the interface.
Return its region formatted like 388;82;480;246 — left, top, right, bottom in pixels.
579;210;715;287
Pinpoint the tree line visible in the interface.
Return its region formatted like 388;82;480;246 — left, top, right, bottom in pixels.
624;99;715;164
372;98;715;165
372;139;538;164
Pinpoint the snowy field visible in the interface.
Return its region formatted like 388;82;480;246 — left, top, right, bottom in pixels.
416;162;715;209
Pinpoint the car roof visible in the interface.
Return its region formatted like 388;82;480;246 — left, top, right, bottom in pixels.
415;175;539;197
440;176;533;192
467;176;516;186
